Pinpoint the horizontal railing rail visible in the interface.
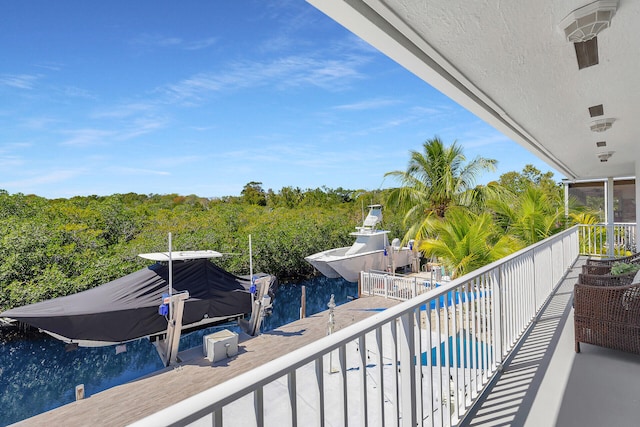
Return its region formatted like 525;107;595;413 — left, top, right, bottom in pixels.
131;226;579;427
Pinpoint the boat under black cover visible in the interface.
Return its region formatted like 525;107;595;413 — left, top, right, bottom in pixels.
0;259;278;345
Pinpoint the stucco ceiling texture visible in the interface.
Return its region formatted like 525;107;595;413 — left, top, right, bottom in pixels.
310;0;640;181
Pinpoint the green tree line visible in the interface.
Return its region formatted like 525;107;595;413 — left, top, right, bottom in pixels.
0;186;405;311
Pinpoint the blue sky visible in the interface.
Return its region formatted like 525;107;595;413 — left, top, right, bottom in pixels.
0;1;560;199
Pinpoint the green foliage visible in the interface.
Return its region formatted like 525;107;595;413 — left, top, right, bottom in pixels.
610;262;640;276
241;181;267;206
0;152;573;313
386;142;568;277
0;186;369;311
498;164;558;195
488;184;564;246
384;136;497;245
417;206;523;278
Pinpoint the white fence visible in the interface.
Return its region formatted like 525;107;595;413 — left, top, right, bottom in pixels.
578;223;636;257
131;227;579;427
360;270;436;300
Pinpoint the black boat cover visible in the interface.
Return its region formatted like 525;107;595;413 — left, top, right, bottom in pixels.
1;259;269;344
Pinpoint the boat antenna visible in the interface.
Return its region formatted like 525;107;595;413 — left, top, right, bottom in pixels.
361;199;365;223
249;234;254;283
168;232;173;322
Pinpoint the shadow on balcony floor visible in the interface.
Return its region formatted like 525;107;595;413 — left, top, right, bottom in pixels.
461;257;640;427
555;343;640;426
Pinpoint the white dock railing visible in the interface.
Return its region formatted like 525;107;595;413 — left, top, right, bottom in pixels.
360;270;435;300
578;223;636;257
131;227;579;427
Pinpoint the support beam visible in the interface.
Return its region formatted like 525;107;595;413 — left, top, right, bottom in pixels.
154;291;190;367
636;164;640;252
563;180;570;223
605;177;615;257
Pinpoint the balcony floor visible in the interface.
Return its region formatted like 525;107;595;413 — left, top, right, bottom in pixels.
463;256;640;427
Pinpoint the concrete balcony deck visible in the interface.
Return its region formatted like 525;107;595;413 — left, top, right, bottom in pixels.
463;256;640;427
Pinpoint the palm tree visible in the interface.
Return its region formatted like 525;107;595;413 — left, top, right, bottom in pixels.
418;206;522;278
385;136;497;242
488;184;564;246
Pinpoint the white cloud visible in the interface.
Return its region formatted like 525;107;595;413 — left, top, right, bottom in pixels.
107;166;170;176
334;98;401;111
132;33;183;48
57;86;95;99
58;118;166;147
161;54;369;104
91;102;157;119
0;74;39;89
22;117;60;130
152;155;202;168
0;169;85;188
117;118;167;140
0;154;24;168
132;34;218;51
35;62;63;72
0;140;30;150
185;37;218;50
59;129;115;147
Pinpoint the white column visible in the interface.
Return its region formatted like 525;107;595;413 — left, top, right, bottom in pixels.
563;181;570;223
636;163;640;252
606;177;615;257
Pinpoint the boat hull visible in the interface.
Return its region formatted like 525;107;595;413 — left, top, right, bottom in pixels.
307;247;414;283
304;247;350;279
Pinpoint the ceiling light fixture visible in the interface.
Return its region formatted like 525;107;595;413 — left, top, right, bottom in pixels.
590;118;615;132
597;151;613;162
561;0;618;42
596;141;607;147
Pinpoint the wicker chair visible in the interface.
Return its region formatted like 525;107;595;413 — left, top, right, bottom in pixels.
574;280;640;354
586;252;640;266
581;264;612;275
577;271;637;286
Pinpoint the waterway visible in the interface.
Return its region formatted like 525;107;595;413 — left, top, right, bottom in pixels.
0;276;356;426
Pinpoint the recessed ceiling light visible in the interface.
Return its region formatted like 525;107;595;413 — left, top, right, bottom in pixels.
596;141;607;147
561;0;618;43
590;118;615;132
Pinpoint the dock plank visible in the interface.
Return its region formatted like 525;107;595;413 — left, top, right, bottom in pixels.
16;296;399;427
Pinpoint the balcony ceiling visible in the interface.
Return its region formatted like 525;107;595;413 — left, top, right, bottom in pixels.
308;0;640;181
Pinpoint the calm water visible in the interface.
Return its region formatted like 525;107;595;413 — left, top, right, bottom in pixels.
0;276;356;426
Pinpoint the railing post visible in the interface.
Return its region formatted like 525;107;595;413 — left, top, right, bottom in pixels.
494;266;503;361
384;274;388;299
399;312;417;427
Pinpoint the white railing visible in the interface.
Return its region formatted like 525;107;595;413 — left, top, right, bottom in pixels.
131;227;579;427
360;270;436;300
578;223;636;257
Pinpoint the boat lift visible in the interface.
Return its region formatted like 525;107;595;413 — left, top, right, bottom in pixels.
142;234;275;367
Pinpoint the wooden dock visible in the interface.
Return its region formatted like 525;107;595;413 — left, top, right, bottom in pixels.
16;296;400;427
